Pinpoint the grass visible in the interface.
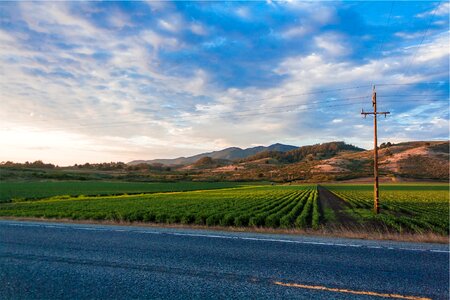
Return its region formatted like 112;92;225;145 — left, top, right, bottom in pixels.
0;182;447;239
0;185;320;229
0;181;262;203
324;183;449;235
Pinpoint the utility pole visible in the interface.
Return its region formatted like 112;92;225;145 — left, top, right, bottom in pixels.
361;85;390;214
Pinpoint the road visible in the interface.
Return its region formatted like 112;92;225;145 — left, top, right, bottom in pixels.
0;220;448;299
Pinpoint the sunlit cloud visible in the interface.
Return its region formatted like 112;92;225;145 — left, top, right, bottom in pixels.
0;1;448;165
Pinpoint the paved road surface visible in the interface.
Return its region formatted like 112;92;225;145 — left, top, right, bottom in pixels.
0;220;448;299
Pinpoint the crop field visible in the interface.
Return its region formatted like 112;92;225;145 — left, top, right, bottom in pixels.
324;184;449;235
0;185;320;229
0;182;447;235
0;181;256;203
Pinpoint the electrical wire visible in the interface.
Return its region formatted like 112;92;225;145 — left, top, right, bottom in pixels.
403;1;442;77
17;100;372;132
236;85;371;103
17;96;448;132
377;82;449;86
376;1;395;59
7;90;448;130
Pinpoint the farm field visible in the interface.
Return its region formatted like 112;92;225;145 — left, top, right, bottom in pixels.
0;182;447;236
0;185;321;229
324;184;449;235
0;181;258;203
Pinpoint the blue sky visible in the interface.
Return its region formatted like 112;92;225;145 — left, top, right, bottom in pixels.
0;1;448;165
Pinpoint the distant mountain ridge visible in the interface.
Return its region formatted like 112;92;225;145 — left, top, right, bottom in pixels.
241;141;365;163
128;143;298;166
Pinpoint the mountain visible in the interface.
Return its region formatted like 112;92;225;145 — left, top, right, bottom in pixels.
241;141;365;163
128;143;298;166
190;157;232;169
127;141;449;182
3;140;447;183
234;140;449;182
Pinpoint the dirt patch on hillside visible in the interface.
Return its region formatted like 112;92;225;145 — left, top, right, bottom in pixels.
212;165;244;172
380;146;429;173
379;144;449;179
312;164;350;173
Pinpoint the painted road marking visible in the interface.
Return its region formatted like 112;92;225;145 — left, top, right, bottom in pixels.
1;221;449;254
273;281;432;300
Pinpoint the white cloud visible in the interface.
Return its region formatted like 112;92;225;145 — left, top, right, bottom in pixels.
314;32;351;57
144;1;173;12
19;2;101;38
412;32;449;63
395;31;426;40
0;2;448;164
190;23;207;36
0;3;221;164
158;19;178;32
140;29;179;50
276;29;448;86
416;2;449;18
281;25;310;39
236;7;251;19
157;14;185;33
108;10;131;29
283;2;335;24
0;30;16;43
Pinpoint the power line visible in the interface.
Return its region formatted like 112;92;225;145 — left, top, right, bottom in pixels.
6;96;445;133
403;1;442;77
378;94;448;97
376;1;395;59
7;92;446;128
377;81;449;86
19;100;372;132
7;79;447;127
233;85;371;104
5;86;373;125
55;96;446;131
381;99;447;102
9;95;371;126
218;96;369;113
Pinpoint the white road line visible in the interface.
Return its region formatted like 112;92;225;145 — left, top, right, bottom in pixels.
430;249;449;253
2;222;449;254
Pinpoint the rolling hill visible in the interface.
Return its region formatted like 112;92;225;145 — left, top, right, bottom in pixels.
179;141;448;182
3;140;446;183
128;143;298;166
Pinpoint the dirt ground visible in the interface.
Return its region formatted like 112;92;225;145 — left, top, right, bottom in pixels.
317;185;355;225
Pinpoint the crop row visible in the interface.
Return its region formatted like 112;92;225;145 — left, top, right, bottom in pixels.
325;185;449;235
0;186;321;229
0;181;255;203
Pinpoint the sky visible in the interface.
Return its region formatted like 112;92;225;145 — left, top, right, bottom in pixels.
0;1;448;165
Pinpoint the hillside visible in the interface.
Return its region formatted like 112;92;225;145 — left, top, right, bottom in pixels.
184;141;449;182
2;140;447;183
241;141;364;163
128;143;297;166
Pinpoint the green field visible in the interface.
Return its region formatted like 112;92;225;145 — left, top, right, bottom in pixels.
0;181;447;235
0;181;258;203
324;184;449;234
0;185;320;229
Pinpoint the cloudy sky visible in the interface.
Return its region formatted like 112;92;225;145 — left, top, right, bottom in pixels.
0;1;448;165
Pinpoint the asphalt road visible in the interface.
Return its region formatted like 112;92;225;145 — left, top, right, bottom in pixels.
0;221;448;299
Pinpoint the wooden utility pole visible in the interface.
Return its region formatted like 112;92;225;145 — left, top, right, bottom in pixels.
361;85;390;214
